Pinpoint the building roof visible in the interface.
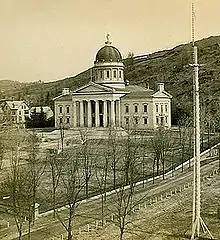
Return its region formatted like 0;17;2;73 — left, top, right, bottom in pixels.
5;101;26;109
53;94;72;101
95;44;122;63
119;85;155;99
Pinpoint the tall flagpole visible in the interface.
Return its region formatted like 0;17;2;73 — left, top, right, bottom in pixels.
190;2;214;239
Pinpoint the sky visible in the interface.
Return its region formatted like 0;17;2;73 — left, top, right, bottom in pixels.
0;0;220;83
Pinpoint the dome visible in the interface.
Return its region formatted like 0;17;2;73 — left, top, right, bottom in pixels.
95;45;122;63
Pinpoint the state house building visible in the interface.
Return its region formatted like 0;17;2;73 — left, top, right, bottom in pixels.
54;37;172;129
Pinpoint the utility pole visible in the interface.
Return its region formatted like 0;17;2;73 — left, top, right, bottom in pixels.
190;2;213;239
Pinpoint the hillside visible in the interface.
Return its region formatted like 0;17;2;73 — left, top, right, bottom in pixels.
1;35;220;121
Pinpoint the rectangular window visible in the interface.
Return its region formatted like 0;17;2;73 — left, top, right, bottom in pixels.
113;70;117;78
134;117;139;124
161;105;163;113
59;117;63;124
165;116;168;124
119;71;122;78
156;104;159;113
106;70;110;78
144;104;148;113
134;105;138;113
156;116;159;125
66;117;70;124
125;105;129;113
19;111;21;115
66;106;70;114
161;117;164;125
59;106;62;114
165;104;168;112
125;117;129;125
143;117;148;125
100;70;103;79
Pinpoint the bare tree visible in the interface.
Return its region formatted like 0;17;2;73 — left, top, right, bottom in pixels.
1;147;33;240
25;130;45;227
79;129;93;198
108;146;143;240
151;127;172;180
95;152;109;226
46;149;64;218
177;114;193;171
55;149;85;240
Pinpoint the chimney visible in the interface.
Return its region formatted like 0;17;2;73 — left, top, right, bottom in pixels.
62;88;70;95
125;80;129;86
158;83;164;92
145;82;149;89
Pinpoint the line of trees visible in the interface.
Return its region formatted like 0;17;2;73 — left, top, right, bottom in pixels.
0;122;219;240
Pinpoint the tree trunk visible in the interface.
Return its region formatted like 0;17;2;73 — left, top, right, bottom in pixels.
67;208;73;240
101;194;104;226
162;159;165;180
156;158;159;176
153;158;155;184
53;187;56;218
113;161;116;189
120;226;124;240
28;219;31;240
18;228;22;240
85;178;89;198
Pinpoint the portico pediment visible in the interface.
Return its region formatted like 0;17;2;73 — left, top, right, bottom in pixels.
153;91;172;99
73;82;114;94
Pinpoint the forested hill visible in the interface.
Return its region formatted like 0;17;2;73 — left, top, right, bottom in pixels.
1;35;220;122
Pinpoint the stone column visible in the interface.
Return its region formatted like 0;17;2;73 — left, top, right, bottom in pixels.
95;100;100;127
79;100;84;127
118;100;121;127
87;100;92;127
103;100;108;127
110;100;115;126
73;101;77;127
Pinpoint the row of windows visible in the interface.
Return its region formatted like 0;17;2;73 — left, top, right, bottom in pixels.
59;106;70;114
18;110;29;115
156;116;168;125
98;69;123;80
125;117;148;125
155;104;168;113
124;116;169;126
125;104;148;114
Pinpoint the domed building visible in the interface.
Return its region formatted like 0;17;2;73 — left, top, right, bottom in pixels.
54;36;172;129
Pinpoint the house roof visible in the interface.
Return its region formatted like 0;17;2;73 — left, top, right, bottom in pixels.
5;101;26;109
53;94;72;101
